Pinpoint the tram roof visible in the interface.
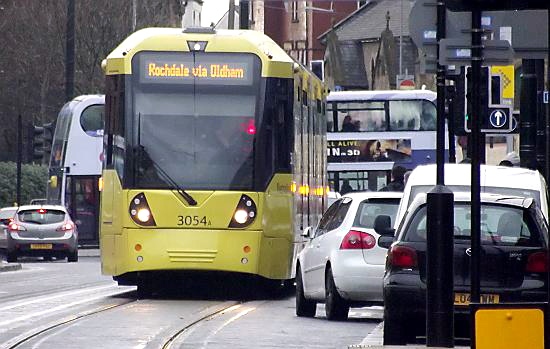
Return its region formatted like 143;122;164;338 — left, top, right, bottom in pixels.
103;27;299;79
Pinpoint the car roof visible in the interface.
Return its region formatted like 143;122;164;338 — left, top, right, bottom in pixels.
343;191;403;200
0;206;19;211
410;191;534;210
16;205;68;212
407;163;543;191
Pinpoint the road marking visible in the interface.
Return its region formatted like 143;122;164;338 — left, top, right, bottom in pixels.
0;287;130;328
0;284;119;312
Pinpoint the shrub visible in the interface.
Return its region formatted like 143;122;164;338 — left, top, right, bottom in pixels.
0;162;48;207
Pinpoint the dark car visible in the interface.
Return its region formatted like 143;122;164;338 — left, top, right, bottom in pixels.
377;192;548;345
5;205;78;263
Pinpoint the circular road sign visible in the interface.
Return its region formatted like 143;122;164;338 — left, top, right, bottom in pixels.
489;109;507;128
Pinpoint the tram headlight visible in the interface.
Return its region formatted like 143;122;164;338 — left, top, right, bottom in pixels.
137;208;151;223
129;193;156;226
228;194;257;228
234;209;248;224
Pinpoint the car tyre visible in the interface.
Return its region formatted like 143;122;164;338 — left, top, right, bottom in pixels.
295;266;316;317
383;310;409;345
325;268;349;321
6;250;17;263
67;250;78;263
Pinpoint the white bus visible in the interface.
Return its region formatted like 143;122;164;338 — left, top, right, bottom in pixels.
47;95;104;247
327;89;447;193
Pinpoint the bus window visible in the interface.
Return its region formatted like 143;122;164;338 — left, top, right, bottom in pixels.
80;104;104;137
335;102;385;132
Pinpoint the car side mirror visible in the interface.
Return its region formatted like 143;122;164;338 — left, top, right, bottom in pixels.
378;235;394;249
301;226;314;239
374;215;395;236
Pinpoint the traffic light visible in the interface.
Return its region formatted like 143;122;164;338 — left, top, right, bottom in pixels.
32;125;44;163
43;122;55;160
464;66;489;132
450;69;467;136
445;0;547;11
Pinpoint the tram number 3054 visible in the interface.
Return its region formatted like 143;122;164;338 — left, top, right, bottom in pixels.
177;215;212;226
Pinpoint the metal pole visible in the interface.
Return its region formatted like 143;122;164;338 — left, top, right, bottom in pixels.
470;5;482;307
239;0;250;29
16;114;22;206
65;0;75;101
132;0;137;31
520;59;538;170
399;0;403;76
228;0;235;29
426;1;454;346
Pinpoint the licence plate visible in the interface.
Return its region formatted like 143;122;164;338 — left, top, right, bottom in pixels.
454;292;500;306
30;244;53;250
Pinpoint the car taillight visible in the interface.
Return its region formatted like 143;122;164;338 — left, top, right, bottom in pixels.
56;221;75;232
526;252;548;273
8;222;26;231
388;245;417;268
340;230;376;250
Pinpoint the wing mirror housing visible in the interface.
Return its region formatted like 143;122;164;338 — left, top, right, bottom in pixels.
374;215;395;249
301;226;314;239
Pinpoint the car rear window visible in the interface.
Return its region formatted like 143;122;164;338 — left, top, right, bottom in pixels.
18;209;66;224
403;204;544;247
353;199;400;229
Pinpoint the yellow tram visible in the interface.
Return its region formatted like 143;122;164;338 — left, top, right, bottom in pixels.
100;27;327;293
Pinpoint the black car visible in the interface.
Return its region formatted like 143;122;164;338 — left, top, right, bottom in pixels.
376;192;549;345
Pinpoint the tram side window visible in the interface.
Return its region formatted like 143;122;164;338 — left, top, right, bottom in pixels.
105;75;125;179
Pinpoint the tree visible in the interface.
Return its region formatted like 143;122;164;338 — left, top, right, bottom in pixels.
0;0;184;162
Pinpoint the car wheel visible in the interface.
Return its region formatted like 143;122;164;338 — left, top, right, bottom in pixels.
383;310;409;345
6;250;17;263
67;250;78;263
325;268;349;321
295;266;316;317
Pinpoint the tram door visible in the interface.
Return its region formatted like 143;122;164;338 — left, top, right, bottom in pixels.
65;176;100;246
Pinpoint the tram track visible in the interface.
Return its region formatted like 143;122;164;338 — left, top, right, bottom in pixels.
2;298;136;349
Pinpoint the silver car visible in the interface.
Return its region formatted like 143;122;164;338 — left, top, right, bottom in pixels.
296;191;402;321
4;205;78;263
0;206;18;252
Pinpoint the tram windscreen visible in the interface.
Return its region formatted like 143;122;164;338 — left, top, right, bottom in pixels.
131;52;260;191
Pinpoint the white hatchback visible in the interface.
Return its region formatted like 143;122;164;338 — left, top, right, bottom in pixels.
395;163;549;228
295;191;403;321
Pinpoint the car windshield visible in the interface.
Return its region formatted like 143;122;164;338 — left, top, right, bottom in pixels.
409;185;540;208
404;203;544;247
353;199;400;229
18;209;66;224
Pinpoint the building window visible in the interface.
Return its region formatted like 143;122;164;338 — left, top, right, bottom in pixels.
292;1;299;22
310;60;324;81
358;0;367;8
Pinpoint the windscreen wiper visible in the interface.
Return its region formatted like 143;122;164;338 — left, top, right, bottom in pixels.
146;157;198;206
136;113;197;206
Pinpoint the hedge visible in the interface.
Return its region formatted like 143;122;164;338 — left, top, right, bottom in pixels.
0;162;48;208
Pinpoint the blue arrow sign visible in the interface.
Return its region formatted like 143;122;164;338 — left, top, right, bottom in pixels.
489;109;507;128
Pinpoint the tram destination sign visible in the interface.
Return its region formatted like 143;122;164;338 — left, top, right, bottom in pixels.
327;139;412;163
137;52;254;85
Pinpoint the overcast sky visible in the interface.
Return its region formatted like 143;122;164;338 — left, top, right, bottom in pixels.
201;0;239;27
